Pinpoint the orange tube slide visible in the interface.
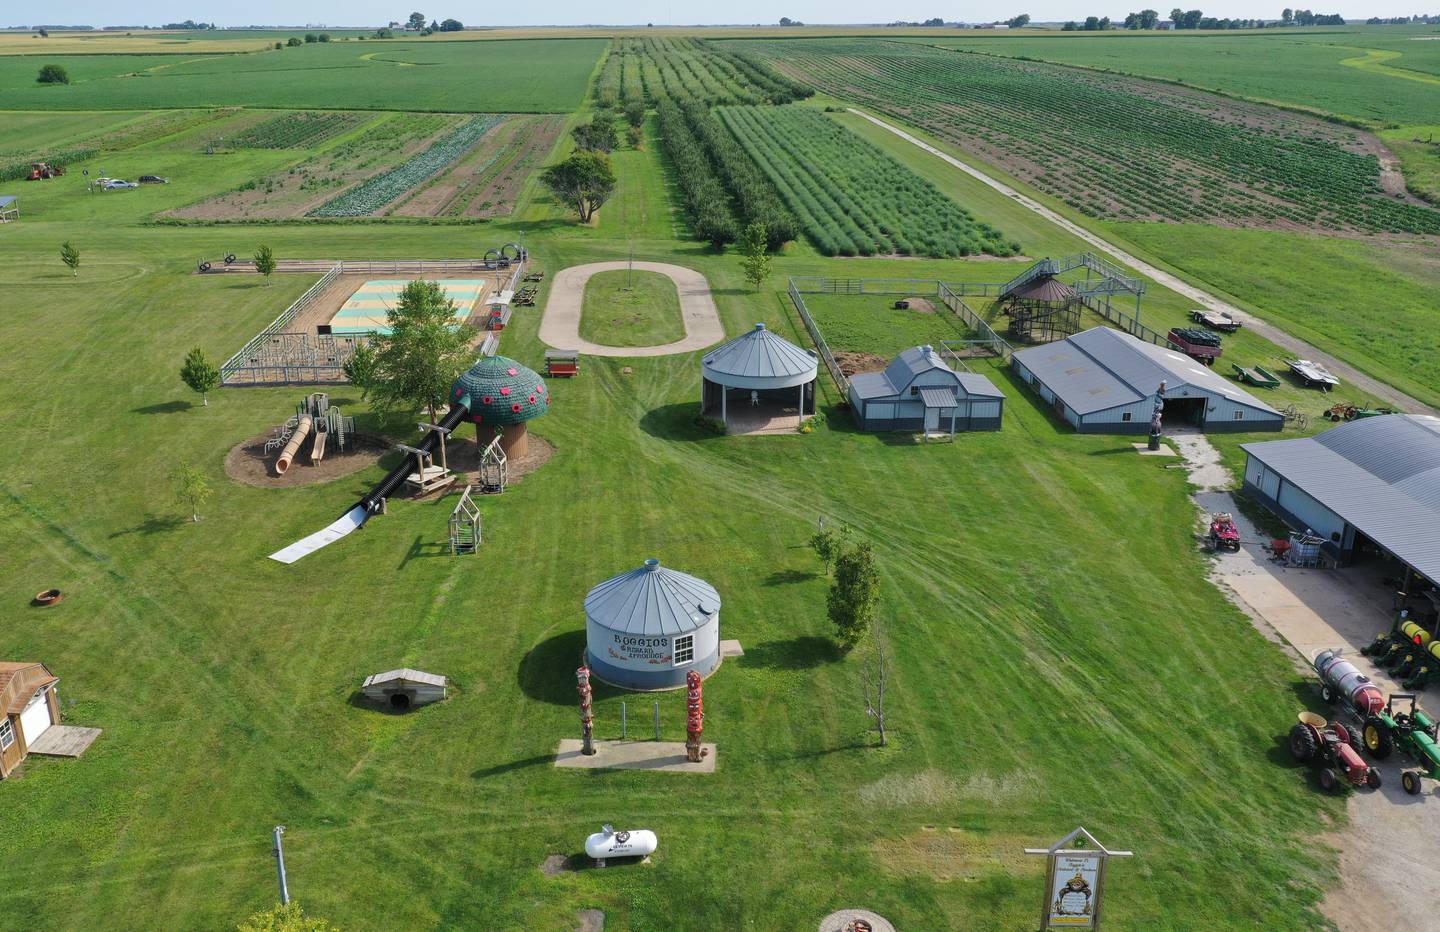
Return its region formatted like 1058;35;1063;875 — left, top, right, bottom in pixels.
275;415;312;475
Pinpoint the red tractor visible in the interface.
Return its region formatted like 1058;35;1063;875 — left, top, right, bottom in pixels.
1208;512;1240;552
27;161;64;180
1290;711;1382;792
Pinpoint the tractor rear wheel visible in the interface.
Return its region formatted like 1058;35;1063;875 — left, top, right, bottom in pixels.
1366;768;1382;790
1319;768;1339;792
1364;719;1394;759
1402;771;1422;795
1347;728;1364;758
1290;723;1318;761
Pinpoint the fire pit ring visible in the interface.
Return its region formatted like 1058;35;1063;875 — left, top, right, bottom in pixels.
33;588;64;607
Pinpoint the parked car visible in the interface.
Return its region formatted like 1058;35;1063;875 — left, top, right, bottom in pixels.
102;179;138;190
138;175;169;184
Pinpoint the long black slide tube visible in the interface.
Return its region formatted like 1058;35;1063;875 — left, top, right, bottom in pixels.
351;403;470;519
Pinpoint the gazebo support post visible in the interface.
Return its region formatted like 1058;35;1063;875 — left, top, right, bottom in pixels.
798;383;804;425
721;387;727;427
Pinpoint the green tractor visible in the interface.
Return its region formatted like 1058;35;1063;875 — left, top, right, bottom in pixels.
1362;694;1440;795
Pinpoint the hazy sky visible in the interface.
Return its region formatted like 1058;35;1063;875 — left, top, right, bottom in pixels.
19;1;1430;28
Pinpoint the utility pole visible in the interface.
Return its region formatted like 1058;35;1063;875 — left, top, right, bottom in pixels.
272;825;291;905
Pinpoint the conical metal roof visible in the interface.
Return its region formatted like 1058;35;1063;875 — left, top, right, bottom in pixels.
584;558;721;636
702;323;817;389
1011;276;1077;303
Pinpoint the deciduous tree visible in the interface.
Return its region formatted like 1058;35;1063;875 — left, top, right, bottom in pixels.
861;623;892;746
344;280;474;424
738;222;771;292
59;240;80;276
254;244;276;284
828;542;880;651
540;151;616;223
172;461;212;523
180;347;220;406
37;63;69;84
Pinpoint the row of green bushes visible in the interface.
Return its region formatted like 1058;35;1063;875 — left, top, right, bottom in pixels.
674;98;798;249
655;98;741;247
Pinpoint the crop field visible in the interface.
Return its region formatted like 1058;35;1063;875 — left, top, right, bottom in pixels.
309;115;504;217
164;113;460;220
0;39;606;112
393;115;568;218
227;111;368;149
754;40;1440;237
596;36;811;108
899;28;1440;126
0;111;152;156
720;106;1019;258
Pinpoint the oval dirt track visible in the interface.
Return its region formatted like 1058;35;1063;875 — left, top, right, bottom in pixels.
539;261;725;357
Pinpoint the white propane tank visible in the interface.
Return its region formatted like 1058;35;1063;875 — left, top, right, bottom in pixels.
584;824;658;866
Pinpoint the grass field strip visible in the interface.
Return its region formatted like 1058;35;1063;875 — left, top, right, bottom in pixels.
849;107;1434;415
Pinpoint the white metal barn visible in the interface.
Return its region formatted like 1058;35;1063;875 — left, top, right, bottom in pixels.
361;669;448;710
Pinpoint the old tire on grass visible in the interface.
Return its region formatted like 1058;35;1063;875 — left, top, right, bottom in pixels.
1319;767;1339;792
1402;771;1422;795
1290;723;1318;761
1364;719;1394;759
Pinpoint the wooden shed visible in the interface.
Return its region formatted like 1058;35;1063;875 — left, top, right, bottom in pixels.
361;668;448;710
0;661;60;779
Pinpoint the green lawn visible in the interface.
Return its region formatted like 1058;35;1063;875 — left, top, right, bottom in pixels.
579;268;685;346
1380;124;1440;201
0;40;1408;932
0;39;607;112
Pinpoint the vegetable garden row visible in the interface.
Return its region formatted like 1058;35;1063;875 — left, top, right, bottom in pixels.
308;114;503;217
719;106;1019;258
749;40;1440;237
228;111;366;150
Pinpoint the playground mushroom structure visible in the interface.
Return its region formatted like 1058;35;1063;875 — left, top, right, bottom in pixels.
450;355;551;459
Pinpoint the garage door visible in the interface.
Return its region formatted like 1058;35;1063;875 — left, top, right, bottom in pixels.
19;689;52;744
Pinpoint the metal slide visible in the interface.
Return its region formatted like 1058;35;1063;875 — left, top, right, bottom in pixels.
268;404;469;564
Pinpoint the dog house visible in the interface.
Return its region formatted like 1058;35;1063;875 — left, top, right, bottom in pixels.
584;559;722;690
361;669;448;710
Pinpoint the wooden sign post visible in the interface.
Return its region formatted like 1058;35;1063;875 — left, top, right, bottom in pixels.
1024;827;1132;930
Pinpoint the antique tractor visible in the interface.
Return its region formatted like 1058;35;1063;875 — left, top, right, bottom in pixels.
1363;694;1440;795
1290;711;1382;792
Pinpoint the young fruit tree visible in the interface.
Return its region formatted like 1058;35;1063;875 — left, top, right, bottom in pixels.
827;542;880;651
738;222;771;292
861;623;892;747
343;280;474;424
59;241;80;276
179;346;220;406
254;244;276;285
172;461;213;523
540;151;616;223
808;521;849;576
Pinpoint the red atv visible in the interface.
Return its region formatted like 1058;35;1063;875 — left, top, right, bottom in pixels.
1209;512;1241;552
1290;711;1382;792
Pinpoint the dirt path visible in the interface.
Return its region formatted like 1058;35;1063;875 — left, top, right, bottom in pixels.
850;109;1436;416
1167;428;1440;931
539;261;724;357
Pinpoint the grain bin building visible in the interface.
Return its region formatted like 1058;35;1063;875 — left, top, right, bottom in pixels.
848;345;1005;433
701;323;818;431
584;559;721;690
1011;327;1282;433
1241;415;1440;585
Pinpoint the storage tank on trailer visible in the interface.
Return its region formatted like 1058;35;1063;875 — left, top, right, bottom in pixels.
584;558;721;690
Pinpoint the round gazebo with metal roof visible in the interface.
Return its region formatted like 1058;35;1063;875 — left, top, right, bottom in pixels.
999;275;1081;344
584;558;722;690
701;323;818;432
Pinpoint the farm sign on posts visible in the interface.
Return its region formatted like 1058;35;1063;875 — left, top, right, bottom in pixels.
1025;827;1132;930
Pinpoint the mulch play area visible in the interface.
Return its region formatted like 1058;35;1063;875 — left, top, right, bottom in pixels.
226;431;390;488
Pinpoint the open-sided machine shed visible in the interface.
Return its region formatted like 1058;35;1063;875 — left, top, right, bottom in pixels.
584;559;722;690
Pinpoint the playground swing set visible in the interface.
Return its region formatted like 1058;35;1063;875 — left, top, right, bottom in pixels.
267;393;356;475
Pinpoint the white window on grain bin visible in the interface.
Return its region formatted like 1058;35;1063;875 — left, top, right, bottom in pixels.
673;634;694;666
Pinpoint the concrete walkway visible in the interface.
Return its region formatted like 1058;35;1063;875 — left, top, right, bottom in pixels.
539;261;725;358
851;109;1434;415
1168;428;1440;932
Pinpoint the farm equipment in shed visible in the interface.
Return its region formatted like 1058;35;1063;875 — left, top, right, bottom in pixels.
1208;512;1240;552
1289;710;1381;792
1362;694;1440;795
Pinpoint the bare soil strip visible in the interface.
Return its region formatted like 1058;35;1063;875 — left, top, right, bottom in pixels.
458;116;567;218
390;117;523;217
